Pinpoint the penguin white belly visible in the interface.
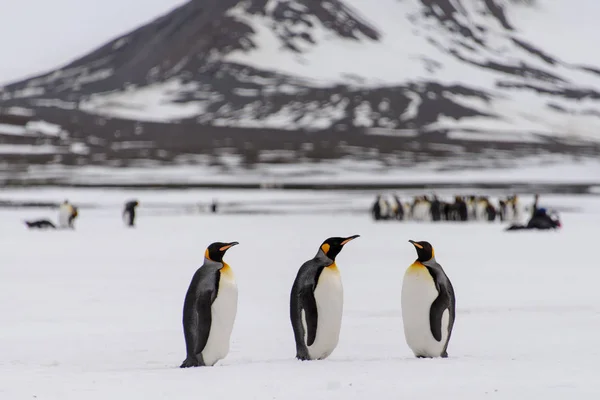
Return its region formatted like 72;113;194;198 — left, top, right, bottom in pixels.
467;203;476;220
201;268;238;366
413;203;430;221
401;263;449;358
57;206;71;229
475;202;486;221
307;265;344;360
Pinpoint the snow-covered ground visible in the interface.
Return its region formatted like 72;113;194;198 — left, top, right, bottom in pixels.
1;190;599;399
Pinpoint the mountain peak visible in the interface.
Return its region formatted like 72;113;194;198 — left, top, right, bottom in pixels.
0;0;599;176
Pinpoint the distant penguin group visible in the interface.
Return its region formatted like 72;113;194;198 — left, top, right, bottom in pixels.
180;236;456;367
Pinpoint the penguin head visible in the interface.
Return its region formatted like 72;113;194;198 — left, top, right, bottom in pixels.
319;235;360;261
409;240;435;262
205;241;239;263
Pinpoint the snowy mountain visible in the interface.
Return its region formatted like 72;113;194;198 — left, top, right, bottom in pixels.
1;0;599;181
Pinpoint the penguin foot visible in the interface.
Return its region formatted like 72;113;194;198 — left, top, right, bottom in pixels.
180;357;200;368
415;353;448;359
295;352;312;361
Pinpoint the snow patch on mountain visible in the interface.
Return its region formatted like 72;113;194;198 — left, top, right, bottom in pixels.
0;120;65;138
0;144;63;155
79;79;208;122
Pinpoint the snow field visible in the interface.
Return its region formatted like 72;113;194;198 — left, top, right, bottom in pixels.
0;191;599;399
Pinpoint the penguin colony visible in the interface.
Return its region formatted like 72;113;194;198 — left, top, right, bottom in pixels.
372;193;524;223
181;236;455;367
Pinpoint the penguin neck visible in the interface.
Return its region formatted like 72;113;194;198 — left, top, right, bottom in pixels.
204;257;224;269
417;256;436;267
315;249;335;266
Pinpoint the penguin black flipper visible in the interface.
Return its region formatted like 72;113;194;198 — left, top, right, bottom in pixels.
290;261;323;360
181;267;219;368
444;277;457;352
426;265;456;348
302;287;319;346
290;289;309;360
429;291;450;342
181;288;216;367
192;290;215;364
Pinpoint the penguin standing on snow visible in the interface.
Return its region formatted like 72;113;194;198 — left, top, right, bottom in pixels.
290;235;360;361
123;200;139;227
401;240;455;358
180;241;239;367
57;200;78;229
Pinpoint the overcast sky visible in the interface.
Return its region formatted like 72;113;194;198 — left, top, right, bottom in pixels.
0;0;187;84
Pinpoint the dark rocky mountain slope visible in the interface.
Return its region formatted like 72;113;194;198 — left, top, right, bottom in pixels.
0;0;599;182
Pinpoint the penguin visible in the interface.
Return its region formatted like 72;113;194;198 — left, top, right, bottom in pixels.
57;200;77;229
413;196;431;222
401;240;456;358
123;200;139;227
290;235;360;361
180;241;239;368
372;195;383;221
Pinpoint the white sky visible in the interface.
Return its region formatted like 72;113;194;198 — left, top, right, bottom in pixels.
506;1;600;68
0;0;187;85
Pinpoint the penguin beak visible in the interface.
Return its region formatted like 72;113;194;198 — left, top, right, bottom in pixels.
219;242;239;252
341;235;360;245
409;240;423;249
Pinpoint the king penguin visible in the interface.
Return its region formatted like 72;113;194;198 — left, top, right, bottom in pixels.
122;200;139;227
401;240;456;358
290;235;360;361
180;241;239;368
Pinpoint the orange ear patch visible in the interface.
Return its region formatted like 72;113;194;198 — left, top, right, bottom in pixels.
321;243;330;254
204;248;211;261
